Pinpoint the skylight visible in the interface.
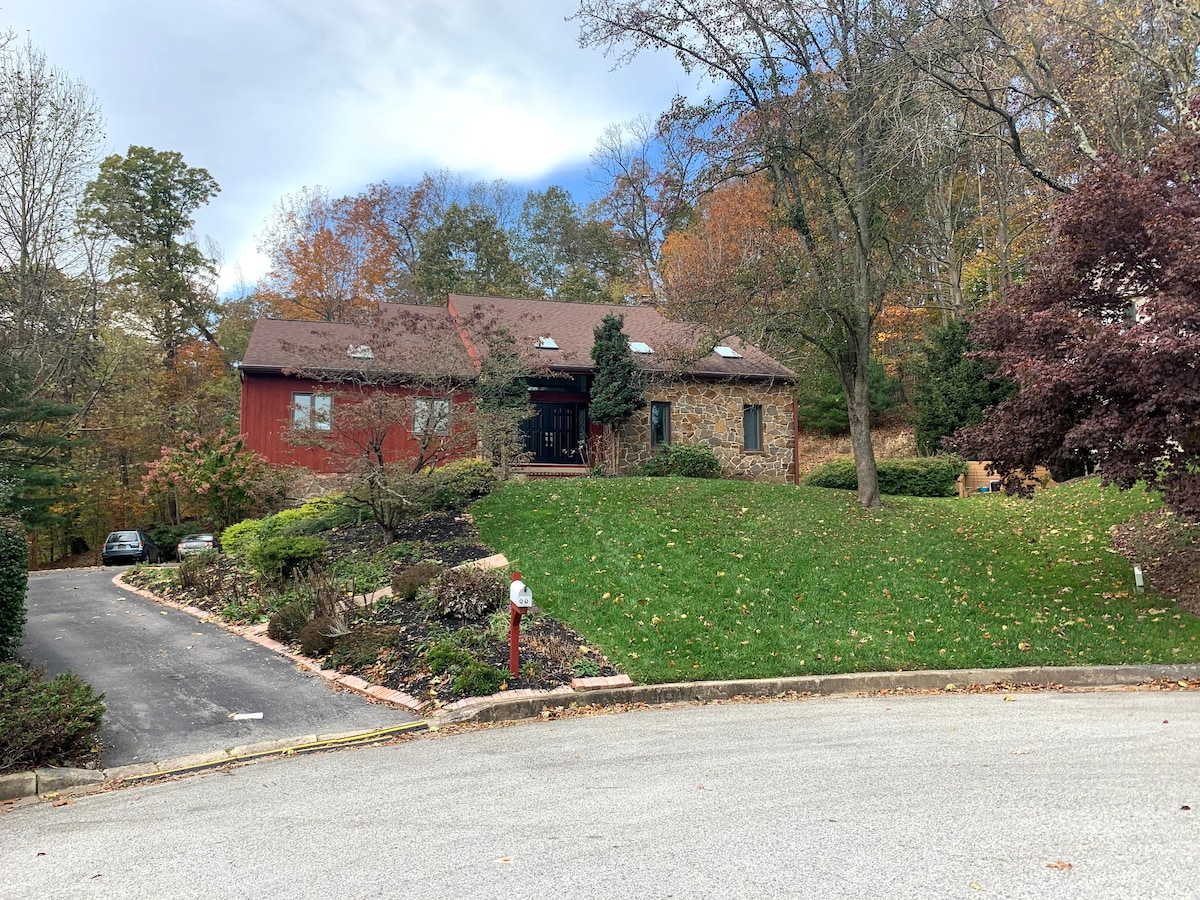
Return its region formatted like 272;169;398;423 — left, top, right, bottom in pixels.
628;341;654;354
347;344;374;359
713;345;742;359
537;336;559;350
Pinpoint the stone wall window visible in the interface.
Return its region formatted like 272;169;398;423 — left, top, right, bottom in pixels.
292;392;332;430
650;401;671;447
743;404;763;452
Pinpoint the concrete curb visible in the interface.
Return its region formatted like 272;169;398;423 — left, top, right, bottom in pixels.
2;723;430;803
428;663;1200;725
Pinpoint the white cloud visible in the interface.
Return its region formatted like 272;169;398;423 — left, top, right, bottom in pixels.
2;0;693;291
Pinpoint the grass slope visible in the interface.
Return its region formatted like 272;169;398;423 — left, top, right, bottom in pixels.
473;477;1200;683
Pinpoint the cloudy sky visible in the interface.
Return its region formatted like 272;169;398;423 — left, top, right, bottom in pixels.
4;0;695;290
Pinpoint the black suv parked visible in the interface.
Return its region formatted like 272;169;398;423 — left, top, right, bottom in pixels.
101;531;160;565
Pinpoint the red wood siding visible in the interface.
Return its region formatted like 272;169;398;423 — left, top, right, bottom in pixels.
240;372;476;473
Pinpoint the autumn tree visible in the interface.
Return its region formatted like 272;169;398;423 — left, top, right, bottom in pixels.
141;430;284;528
590;115;703;303
579;0;940;506
79;145;220;368
950;135;1200;515
256;186;390;322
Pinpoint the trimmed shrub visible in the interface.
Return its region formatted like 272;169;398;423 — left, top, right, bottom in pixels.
452;660;506;697
220;518;264;559
297;616;338;657
248;536;329;583
0;663;105;773
807;456;967;498
429;459;497;510
391;562;445;602
423;567;506;620
267;599;312;643
425;641;475;674
640;443;722;479
0;518;28;661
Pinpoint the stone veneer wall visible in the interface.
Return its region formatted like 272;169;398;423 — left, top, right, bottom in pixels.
616;378;795;482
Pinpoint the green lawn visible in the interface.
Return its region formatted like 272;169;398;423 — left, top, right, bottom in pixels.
472;477;1200;683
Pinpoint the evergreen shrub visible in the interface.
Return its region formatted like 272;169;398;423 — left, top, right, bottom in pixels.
0;518;28;661
807;456;966;498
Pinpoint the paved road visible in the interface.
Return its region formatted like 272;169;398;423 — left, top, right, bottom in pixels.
20;568;413;766
3;691;1197;898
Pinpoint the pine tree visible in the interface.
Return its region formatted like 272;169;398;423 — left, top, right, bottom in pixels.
589;314;645;473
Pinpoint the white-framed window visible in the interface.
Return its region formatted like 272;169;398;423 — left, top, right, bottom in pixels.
743;404;763;452
292;392;332;430
413;397;451;435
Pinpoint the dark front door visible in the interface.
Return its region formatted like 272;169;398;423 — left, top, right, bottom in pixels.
524;402;586;464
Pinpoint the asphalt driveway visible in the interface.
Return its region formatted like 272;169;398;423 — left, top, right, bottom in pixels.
21;568;413;767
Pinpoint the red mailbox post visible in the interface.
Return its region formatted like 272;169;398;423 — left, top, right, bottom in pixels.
508;571;533;676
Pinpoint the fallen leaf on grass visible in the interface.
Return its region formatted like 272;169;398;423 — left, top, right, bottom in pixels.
496;857;513;864
1018;642;1031;651
1046;860;1073;870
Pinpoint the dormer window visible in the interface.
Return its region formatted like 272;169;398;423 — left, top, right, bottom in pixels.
537;336;559;350
628;341;654;354
348;344;374;359
713;345;742;359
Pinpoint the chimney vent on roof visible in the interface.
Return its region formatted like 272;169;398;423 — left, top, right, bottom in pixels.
536;336;559;350
348;344;374;359
713;345;742;359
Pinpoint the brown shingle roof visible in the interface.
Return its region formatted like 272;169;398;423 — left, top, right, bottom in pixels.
240;304;476;380
240;296;796;383
448;294;795;382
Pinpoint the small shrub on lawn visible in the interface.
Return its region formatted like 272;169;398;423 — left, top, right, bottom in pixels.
452;660;507;697
423;567;506;619
0;663;105;773
392;562;445;601
327;626;405;670
806;456;967;497
298;616;339;657
220;518;264;559
640;443;722;479
0;518;28;661
267;599;312;643
249;536;329;583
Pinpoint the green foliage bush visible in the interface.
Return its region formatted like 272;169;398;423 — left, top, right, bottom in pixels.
425;641;475;674
640;443;722;479
423;567;506;619
248;536;328;583
806;456;967;498
391;562;445;602
0;663;105;773
452;660;506;697
796;361;903;436
0;518;28;661
428;459;497;510
148;523;199;561
220;518;264;559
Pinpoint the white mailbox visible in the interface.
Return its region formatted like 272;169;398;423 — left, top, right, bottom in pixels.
510;578;533;610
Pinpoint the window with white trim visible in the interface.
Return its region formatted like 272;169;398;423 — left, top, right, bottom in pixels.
413;397;451;435
292;392;332;430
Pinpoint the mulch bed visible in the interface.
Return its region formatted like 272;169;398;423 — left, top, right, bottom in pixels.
122;512;620;705
1110;509;1200;616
